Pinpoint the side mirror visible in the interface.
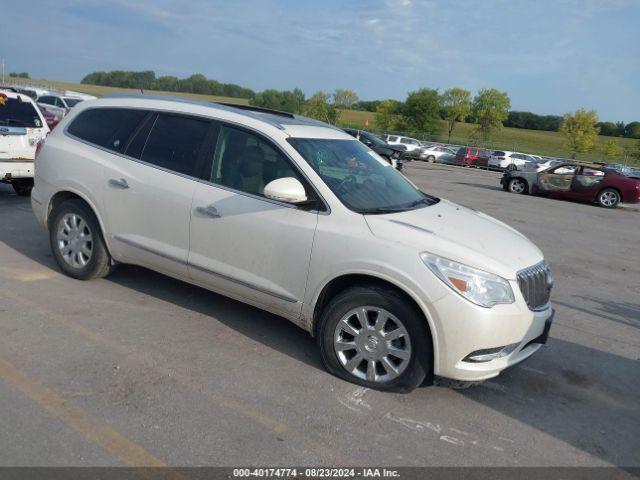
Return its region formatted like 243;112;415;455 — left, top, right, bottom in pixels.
264;177;308;204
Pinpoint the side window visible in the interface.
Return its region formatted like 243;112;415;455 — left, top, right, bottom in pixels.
387;136;398;142
581;167;604;176
139;114;210;177
552;165;578;175
39;96;52;105
67;108;149;152
209;125;306;198
55;98;65;107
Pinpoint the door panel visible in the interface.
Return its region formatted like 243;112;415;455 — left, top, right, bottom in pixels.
189;183;318;319
538;166;579;193
571;168;606;199
103;155;196;277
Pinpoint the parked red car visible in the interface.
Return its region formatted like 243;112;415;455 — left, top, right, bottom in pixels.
455;147;490;167
501;162;640;208
40;109;60;130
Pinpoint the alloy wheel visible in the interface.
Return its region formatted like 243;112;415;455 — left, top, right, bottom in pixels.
509;179;525;194
333;306;411;383
600;191;618;207
57;213;93;269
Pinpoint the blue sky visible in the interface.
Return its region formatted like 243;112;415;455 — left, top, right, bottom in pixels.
3;0;639;121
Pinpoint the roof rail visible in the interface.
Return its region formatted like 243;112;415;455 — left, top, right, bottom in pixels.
215;102;295;119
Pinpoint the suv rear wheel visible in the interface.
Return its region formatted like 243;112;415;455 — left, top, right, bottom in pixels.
49;199;116;280
318;284;432;392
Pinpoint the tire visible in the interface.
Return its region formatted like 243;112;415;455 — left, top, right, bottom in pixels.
597;188;620;208
508;178;528;194
317;284;432;393
49;199;116;280
11;179;33;196
427;155;435;163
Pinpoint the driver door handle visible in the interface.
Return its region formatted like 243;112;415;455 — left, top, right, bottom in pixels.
108;178;130;189
195;205;221;218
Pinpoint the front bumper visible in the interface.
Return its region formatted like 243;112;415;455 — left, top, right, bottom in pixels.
1;160;35;180
429;286;554;382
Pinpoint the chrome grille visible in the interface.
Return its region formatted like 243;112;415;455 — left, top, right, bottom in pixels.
517;261;553;311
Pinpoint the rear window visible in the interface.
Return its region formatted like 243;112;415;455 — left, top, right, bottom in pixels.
493;151;506;156
0;97;42;128
67;108;148;152
456;147;466;154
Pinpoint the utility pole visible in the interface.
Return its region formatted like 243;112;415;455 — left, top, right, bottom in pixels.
1;58;5;84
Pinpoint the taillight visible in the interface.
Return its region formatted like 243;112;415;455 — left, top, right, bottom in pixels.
498;156;506;160
35;139;45;158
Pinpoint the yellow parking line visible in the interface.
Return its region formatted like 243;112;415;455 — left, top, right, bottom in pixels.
14;271;58;282
0;355;168;468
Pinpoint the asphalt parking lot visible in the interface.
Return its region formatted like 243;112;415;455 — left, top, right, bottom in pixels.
0;163;638;468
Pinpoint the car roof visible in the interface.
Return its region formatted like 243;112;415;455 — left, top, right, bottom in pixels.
92;93;350;140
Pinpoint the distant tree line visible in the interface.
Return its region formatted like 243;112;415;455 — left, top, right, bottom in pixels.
81;70;255;99
79;70;639;141
9;72;30;78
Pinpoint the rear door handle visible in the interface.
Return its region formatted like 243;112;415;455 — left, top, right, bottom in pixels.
195;205;221;218
108;178;130;189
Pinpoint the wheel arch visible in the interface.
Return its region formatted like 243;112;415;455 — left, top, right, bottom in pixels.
47;189;112;253
310;274;437;365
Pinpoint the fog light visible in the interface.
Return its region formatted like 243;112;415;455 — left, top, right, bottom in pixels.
463;343;519;363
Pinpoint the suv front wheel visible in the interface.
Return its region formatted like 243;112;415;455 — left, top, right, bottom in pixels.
49;199;116;280
318;284;432;392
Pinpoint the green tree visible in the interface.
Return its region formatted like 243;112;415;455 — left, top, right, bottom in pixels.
472;88;511;142
402;88;441;135
9;72;29;78
304;91;340;124
624;121;640;139
250;88;305;113
333;88;359;109
600;139;622;158
441;87;471;143
560;109;600;157
374;100;399;131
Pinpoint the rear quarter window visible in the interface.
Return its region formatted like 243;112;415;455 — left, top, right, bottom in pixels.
67;108;149;153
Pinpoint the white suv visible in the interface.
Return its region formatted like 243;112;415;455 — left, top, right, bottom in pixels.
488;151;536;170
32;96;554;392
385;135;424;159
1;90;50;195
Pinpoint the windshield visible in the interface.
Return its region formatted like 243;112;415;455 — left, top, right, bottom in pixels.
63;98;82;107
360;132;387;147
0;97;42;127
288;138;438;214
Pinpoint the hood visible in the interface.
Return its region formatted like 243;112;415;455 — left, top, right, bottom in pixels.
364;199;543;280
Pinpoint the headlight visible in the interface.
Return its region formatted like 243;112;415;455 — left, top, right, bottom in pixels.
421;253;514;308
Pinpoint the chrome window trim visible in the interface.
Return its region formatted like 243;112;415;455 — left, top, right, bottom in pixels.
113;235;299;304
63;106;331;215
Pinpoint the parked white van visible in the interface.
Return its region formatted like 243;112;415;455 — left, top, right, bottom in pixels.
32;96;554;392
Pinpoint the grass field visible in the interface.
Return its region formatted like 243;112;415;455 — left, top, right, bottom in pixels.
12;77;638;165
338;109;639;165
